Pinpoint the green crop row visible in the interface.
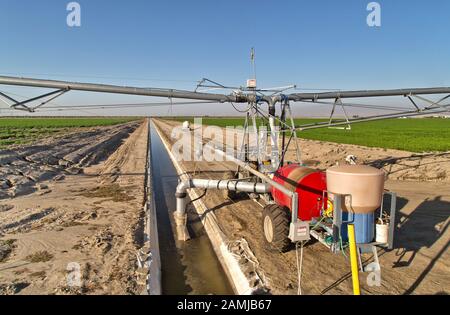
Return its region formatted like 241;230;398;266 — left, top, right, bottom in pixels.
0;117;139;149
169;117;450;153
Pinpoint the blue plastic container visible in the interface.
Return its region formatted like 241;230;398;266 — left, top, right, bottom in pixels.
341;212;375;244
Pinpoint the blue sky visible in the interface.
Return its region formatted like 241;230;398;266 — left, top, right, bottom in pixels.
0;0;449;116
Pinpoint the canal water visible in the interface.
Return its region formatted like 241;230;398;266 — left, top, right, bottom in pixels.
150;123;233;295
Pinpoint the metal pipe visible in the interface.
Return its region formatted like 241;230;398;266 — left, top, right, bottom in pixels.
177;179;271;195
188;129;296;200
268;113;279;169
3;75;450;104
208;145;293;198
174;178;271;241
3;75;450;110
287;87;450;101
208;144;301;232
0;75;247;103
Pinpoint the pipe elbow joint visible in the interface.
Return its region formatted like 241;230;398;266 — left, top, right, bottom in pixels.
176;179;192;195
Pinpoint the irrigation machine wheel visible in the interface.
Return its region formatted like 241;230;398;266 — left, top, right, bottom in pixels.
262;204;291;252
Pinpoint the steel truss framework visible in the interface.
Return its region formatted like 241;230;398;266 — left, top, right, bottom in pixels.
0;88;69;112
0;75;448;118
0;75;449;169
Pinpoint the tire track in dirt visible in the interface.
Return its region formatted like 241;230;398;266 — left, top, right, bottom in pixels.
0;121;141;200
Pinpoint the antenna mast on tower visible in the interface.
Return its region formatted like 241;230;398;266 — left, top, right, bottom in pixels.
247;47;257;90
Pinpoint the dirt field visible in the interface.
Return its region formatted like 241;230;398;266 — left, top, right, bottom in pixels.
1;116;448;295
0;119;148;295
290;138;450;183
153;118;450;295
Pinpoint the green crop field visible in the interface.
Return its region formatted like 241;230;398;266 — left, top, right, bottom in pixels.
170;117;450;153
0;117;138;148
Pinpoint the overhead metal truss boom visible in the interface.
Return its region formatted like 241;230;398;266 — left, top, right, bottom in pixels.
1;75;450;105
0;75;246;104
286;87;450;102
0;75;449;130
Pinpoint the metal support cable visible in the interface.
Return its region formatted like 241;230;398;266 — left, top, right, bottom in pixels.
297;99;410;112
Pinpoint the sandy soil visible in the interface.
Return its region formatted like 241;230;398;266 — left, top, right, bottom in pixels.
0;119;148;295
290;139;450;183
153;118;450;295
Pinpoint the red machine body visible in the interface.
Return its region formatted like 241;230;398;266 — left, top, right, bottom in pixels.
271;164;327;221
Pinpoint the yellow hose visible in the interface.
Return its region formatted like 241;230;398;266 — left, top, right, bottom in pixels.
348;224;361;295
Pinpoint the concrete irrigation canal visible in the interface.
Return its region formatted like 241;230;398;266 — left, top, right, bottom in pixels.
149;122;233;294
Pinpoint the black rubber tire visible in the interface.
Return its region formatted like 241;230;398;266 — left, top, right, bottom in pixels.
222;171;238;200
262;204;291;252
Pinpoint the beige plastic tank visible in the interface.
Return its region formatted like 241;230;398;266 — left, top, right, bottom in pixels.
326;165;385;214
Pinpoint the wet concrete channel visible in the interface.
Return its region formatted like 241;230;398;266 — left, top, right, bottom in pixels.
149;122;234;295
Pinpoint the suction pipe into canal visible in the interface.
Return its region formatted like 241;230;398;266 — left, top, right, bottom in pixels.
175;179;271;241
173;142;299;241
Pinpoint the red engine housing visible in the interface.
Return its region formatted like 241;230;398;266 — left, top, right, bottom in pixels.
271;164;327;221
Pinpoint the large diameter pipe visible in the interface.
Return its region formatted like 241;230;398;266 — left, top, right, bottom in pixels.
176;179;271;196
174;178;271;241
175;179;271;220
2;75;449;104
287;87;450;101
0;75;246;103
206;143;300;223
207;145;293;198
268;115;280;169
